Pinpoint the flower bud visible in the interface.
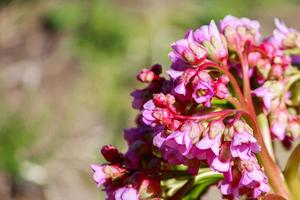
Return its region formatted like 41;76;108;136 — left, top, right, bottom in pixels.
101;145;124;164
137;69;155;83
270;64;283;79
287;119;300;139
248;52;261;67
209;120;225;139
115;186;139;200
269;108;288;140
128;172;161;199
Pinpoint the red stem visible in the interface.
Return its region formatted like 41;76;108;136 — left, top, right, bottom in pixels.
174;109;236;121
241;111;291;199
200;62;247;108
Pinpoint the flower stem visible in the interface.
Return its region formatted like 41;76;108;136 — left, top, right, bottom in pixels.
238;51;254;109
283;142;300;200
241;111;291;199
200;62;247;107
175;109;236;121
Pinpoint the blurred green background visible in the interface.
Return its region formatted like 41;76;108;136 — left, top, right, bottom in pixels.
0;0;299;199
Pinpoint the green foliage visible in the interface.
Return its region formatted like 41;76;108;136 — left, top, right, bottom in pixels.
0;112;35;177
42;4;83;32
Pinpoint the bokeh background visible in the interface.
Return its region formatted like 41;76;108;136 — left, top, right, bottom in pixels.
0;0;300;199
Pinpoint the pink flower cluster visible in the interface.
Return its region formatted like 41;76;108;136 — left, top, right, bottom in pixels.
92;15;300;199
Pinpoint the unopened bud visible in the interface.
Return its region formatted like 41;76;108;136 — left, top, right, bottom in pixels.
209;120;225;139
137;69;155;83
101;145;124;164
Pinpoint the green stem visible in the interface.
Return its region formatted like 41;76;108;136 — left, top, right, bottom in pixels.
257;113;275;161
281;73;300;106
168;178;195;200
284;142;300;200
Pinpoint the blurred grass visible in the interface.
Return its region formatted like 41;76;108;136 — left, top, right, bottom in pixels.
0;109;35;178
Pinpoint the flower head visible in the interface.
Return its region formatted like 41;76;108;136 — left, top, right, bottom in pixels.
114;186;139;200
229;120;261;160
269;18;300;49
219;15;260;51
193;20;228;62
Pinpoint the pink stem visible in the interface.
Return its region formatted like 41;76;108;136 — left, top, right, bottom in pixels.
174;109;236;121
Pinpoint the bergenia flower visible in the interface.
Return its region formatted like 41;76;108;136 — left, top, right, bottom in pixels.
269;18;300;49
91;164;127;187
230;120;261;160
252;81;284;113
114;186;139;200
269;107;289;140
92;15;300;200
192;71;215;107
219;15;260;51
196;120;224;156
193;20;228;62
169;32;207;70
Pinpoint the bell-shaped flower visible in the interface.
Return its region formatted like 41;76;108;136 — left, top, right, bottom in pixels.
229;120;261;160
269;107;289;140
219;15;260;52
269;18;300;49
114;186;139;200
193;20;228;62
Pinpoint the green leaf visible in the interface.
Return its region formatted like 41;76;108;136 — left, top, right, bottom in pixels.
182;170;223;200
167;168;223;200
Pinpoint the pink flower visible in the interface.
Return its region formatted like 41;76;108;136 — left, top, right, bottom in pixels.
287;117;300;140
213;75;229;99
193;20;228;62
269;107;289;140
219;158;270;199
219;15;260;51
142;98;174;127
269;18;300;49
252;81;284;113
91;164;108;187
230;120;260;160
169;31;207;70
114;186;139;200
165;121;204;156
196;120;224;155
91;164;127;187
239;159;270;198
192;71;215;107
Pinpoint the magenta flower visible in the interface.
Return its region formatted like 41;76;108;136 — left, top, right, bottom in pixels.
252;81;284;113
239;159;270;198
213;75;229;99
193;20;228;62
192;71;215;107
196;120;224;156
114;186;139;200
165;121;204;156
287;117;300;140
230;120;261;160
269;18;300;49
219;15;260;51
269;107;289;140
169;32;207;69
91;164;126;187
91;164;108;187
